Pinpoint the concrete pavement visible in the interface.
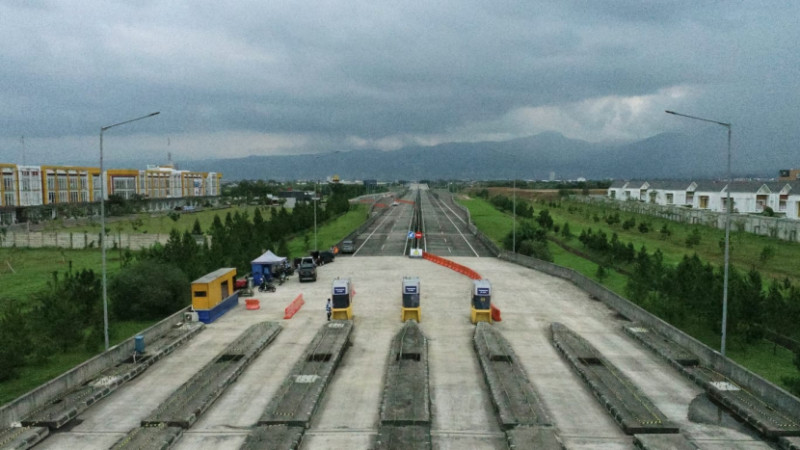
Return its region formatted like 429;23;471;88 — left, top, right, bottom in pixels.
34;255;773;449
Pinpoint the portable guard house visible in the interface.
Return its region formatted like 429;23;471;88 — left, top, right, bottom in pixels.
191;267;238;324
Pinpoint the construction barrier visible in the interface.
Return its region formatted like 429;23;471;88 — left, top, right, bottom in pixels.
422;252;482;280
491;304;502;322
246;299;260;310
284;294;305;319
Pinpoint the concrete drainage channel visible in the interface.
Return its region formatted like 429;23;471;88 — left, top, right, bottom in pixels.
0;321;204;450
375;320;431;449
623;323;800;447
113;322;282;449
474;322;564;450
241;321;353;449
550;322;690;449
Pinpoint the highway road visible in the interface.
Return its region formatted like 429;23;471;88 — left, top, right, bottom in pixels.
351;184;493;258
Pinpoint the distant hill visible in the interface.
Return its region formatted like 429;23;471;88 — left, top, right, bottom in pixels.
142;131;774;181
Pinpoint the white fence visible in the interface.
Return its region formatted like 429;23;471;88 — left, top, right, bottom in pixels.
0;231;171;250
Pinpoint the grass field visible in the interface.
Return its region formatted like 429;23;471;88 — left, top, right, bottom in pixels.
0;248;113;302
457;192;800;390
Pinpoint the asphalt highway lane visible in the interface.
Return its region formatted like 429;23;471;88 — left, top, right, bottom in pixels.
351;185;492;257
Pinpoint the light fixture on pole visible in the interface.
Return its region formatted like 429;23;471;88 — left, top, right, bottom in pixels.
665;109;732;356
100;111;160;350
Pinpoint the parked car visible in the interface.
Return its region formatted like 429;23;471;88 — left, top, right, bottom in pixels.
301;256;315;266
320;250;335;264
340;240;355;254
298;262;317;282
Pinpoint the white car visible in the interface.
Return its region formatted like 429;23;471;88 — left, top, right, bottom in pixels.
391;200;399;206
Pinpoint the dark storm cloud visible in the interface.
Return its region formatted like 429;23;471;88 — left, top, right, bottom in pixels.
0;1;798;167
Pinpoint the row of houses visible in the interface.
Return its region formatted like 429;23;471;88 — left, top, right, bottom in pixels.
0;163;221;209
607;179;800;219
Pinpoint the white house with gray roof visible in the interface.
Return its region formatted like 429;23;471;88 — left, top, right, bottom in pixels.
608;179;800;219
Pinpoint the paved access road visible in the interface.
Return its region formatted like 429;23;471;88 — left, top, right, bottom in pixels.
36;255;772;449
352;184;493;257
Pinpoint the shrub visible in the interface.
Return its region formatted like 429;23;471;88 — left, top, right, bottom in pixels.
685;228;701;248
110;261;190;321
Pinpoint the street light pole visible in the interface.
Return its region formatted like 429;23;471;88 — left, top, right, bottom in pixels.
665;109;732;356
512;178;516;253
100;111;160;350
314;179;318;251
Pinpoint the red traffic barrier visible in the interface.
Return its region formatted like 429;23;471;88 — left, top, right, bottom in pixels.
245;298;260;310
423;251;482;280
284;294;305;319
491;304;502;322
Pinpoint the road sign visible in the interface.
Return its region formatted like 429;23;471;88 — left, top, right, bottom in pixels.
408;231;415;239
415;231;423;239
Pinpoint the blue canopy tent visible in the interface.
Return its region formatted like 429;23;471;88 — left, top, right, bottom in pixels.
251;250;288;285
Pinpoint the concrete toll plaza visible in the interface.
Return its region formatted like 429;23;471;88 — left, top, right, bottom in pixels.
1;185;799;449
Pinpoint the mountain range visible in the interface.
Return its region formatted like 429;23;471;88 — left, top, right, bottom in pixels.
125;131;776;182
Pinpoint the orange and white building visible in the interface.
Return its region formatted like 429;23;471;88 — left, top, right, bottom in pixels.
0;162;222;223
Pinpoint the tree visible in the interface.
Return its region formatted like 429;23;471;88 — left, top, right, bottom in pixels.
110;261;190;321
518;239;553;262
621;217;636;231
759;245;775;263
685;228;702;248
560;222;573;240
0;299;30;381
536;209;554;230
191;219;203;235
596;264;608;282
659;224;671;240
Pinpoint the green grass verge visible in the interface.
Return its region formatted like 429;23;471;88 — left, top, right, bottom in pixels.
288;204;368;256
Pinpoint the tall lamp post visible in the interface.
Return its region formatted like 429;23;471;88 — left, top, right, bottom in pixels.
665;109;732;356
100;111;160;350
314;179;320;251
512;178;516;253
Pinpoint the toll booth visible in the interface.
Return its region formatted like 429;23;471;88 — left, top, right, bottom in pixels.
331;277;354;320
192;268;238;324
401;276;421;322
470;279;492;324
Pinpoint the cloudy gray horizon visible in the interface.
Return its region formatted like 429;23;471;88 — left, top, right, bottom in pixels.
1;1;798;173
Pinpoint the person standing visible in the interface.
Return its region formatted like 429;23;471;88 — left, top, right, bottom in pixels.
326;298;332;321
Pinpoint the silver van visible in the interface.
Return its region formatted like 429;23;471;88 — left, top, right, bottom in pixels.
340;240;355;254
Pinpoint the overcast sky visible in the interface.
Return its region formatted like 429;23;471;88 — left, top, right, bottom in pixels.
1;1;798;172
